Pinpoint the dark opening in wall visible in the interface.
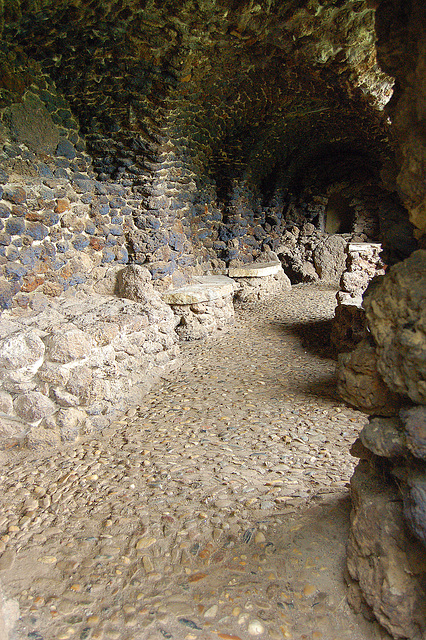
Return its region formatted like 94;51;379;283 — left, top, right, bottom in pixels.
325;193;355;234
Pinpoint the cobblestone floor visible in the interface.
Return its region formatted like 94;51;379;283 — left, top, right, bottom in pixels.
0;284;391;640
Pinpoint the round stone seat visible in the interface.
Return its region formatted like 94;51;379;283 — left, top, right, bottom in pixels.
229;260;291;303
161;275;236;341
228;260;282;278
161;275;235;305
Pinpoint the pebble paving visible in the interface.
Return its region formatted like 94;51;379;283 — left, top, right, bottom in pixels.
0;284;391;640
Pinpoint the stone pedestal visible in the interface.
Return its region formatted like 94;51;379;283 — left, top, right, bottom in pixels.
161;275;235;340
331;242;385;354
229;261;291;303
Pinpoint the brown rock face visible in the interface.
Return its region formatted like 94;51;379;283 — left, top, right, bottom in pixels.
364;250;426;404
336;337;401;415
347;459;426;640
376;0;426;237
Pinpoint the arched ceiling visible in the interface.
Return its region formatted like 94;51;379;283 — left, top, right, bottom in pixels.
0;0;394;199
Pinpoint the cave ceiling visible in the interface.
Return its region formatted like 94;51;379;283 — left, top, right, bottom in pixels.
0;0;394;195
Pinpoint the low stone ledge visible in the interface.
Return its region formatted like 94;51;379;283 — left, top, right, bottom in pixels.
0;272;180;448
161;275;235;305
228;260;282;277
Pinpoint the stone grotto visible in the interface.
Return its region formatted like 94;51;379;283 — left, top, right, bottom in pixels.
0;0;425;638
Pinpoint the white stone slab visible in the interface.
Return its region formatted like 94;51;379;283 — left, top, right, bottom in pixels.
228;261;282;278
348;243;382;252
161;275;235;305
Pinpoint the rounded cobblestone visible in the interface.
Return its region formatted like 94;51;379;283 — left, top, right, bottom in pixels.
0;285;390;640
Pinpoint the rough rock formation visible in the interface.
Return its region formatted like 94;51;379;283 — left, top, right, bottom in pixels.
313;234;347;285
343;251;426;639
347;457;426;640
347;405;426;639
336;337;401;416
376;0;426;239
341;251;426;639
331;242;385;353
0;0;424;636
364;250;426;405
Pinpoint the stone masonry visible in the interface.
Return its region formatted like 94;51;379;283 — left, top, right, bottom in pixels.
0;269;179;447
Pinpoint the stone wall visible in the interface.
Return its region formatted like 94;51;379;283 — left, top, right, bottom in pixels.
0;0;404;311
0;66;133;310
0;267;179;447
338;247;426;639
0;1;424;638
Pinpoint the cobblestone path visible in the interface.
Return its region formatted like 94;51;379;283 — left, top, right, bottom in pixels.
0;285;391;640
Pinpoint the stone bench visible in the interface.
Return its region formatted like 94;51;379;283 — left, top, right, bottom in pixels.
228;260;291;303
161;275;235;340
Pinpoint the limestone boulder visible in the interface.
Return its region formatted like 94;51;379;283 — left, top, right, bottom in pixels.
117;264;176;327
364;250;426;404
13;391;56;423
118;264;159;304
313;235;347;284
279;253;318;284
0;331;45;370
51;388;80;408
1;366;39;393
37;362;70;387
45;328;93;363
336;338;401;415
66;365;93;402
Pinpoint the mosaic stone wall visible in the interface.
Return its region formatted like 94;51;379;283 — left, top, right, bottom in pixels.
0;61;134;309
0;0;405;310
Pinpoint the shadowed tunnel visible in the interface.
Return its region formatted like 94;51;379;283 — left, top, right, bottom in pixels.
0;1;426;639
